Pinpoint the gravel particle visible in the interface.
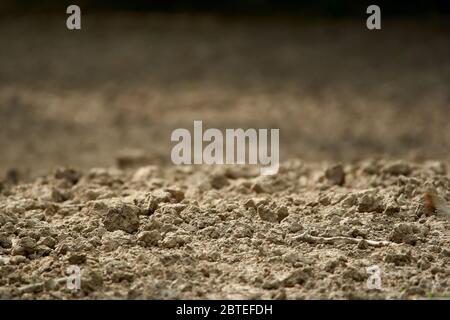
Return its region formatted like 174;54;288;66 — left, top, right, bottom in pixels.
384;161;412;176
137;230;161;246
102;202;140;233
257;205;278;223
210;174;230;189
68;253;87;264
389;223;421;245
357;193;384;213
325;164;345;186
282;269;310;287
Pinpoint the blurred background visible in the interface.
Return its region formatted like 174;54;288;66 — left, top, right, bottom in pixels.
0;1;449;177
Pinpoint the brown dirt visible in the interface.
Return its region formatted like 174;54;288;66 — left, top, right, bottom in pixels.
0;14;449;300
0;160;449;299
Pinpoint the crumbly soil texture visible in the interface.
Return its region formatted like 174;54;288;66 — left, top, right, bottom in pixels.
0;159;449;299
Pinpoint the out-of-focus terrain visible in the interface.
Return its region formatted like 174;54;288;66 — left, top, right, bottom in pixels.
0;15;449;178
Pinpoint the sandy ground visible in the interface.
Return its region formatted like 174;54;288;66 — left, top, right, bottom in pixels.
0;160;449;299
0;14;449;299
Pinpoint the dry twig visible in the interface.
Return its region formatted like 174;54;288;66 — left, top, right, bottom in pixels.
292;232;394;247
